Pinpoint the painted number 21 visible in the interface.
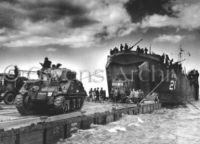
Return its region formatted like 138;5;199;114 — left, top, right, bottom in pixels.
169;80;176;91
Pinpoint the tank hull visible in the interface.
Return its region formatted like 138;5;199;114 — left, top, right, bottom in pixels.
15;94;85;115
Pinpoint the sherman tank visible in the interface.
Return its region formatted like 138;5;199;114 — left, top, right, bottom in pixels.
15;66;86;115
106;40;199;104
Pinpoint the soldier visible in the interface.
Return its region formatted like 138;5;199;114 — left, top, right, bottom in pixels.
144;48;148;54
92;88;97;102
173;62;179;70
100;87;104;101
40;57;52;69
56;63;62;68
96;87;100;102
14;66;19;79
120;44;124;52
89;88;93;101
154;93;159;103
110;49;113;55
170;59;173;66
128;89;135;103
141;48;144;54
136;46;140;53
113;47;119;53
103;89;106;100
124;43;129;52
0;75;2;88
113;88;119;102
161;53;165;63
52;64;56;69
166;54;170;65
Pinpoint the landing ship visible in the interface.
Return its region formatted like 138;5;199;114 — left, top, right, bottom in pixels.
106;40;199;104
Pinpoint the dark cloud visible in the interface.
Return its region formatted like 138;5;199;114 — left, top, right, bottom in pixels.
0;0;98;29
94;26;109;41
22;1;88;22
68;17;98;28
0;14;14;29
124;0;177;22
1;0;18;4
0;5;17;29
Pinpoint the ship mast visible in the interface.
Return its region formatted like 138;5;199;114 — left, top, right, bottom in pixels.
177;44;191;63
178;44;184;61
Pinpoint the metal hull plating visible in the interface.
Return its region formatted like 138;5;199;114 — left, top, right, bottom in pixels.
106;51;199;104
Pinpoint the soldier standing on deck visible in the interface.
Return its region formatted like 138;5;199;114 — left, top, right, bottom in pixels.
124;43;129;52
113;47;119;53
96;88;100;102
144;48;148;54
141;48;144;54
166;54;170;66
120;44;124;52
136;46;141;53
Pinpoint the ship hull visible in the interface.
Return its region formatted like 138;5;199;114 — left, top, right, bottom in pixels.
106;51;199;104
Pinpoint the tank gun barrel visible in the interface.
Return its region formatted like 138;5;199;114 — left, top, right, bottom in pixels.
128;39;143;51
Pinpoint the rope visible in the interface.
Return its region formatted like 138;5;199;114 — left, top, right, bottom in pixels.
187;100;200;111
139;71;173;104
140;79;164;104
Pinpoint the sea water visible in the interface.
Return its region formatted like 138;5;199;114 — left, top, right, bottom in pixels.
58;102;200;144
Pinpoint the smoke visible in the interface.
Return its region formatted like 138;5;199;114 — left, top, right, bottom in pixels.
124;0;176;22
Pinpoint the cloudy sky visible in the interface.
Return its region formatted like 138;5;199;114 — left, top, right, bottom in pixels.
0;0;200;91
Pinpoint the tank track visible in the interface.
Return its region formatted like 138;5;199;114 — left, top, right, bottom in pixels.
53;96;84;114
15;94;85;115
15;94;35;115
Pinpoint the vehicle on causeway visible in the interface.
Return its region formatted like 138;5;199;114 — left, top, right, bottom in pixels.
15;59;86;115
0;66;27;105
106;39;199;105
